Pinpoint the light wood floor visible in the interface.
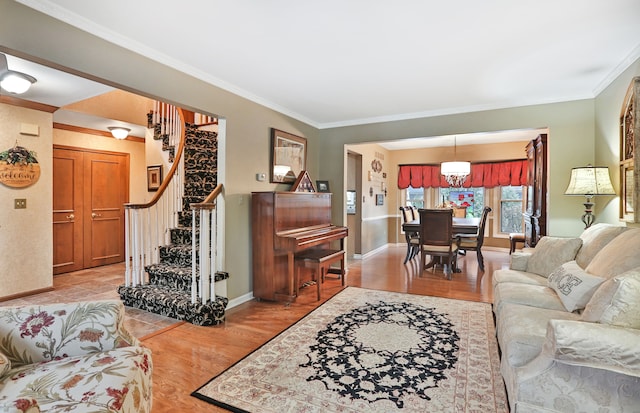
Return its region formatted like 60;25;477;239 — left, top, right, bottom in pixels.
9;244;511;412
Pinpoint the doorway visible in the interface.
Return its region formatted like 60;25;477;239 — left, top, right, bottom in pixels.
347;151;362;259
53;146;129;274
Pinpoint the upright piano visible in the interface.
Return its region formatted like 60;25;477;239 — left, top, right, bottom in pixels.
252;191;348;302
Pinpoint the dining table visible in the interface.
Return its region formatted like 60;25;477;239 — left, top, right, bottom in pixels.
401;216;480;265
402;216;480;236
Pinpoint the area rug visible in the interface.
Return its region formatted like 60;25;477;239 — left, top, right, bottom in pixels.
192;287;508;412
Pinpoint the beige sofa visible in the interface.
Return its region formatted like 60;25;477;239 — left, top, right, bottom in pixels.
493;224;640;412
0;300;152;413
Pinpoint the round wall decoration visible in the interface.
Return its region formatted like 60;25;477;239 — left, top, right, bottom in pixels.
0;145;41;188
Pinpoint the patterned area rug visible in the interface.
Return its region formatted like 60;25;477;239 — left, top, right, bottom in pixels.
192;287;507;412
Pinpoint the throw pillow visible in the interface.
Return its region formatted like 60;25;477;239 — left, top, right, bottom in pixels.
0;351;10;378
575;224;628;268
582;269;640;328
509;252;531;271
585;228;640;279
547;261;605;312
526;236;583;277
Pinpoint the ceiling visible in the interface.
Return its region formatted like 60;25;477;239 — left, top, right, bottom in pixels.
5;0;640;146
1;53;147;138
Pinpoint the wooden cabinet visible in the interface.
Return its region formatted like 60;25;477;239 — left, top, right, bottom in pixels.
523;134;547;247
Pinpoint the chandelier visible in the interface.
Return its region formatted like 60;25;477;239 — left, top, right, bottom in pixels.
441;136;470;187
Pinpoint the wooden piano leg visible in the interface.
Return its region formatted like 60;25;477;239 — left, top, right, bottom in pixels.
287;251;295;297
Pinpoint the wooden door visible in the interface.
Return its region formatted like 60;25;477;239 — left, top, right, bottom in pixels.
53;148;84;274
53;146;129;273
83;151;129;268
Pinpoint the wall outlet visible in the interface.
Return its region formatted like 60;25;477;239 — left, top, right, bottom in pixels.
14;199;27;209
256;173;266;182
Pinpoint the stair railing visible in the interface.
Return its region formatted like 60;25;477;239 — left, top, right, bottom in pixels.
124;104;186;287
190;184;224;303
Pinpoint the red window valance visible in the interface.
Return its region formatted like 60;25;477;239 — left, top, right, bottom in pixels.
397;160;528;189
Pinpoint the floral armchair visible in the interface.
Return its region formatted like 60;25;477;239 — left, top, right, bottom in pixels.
0;300;152;413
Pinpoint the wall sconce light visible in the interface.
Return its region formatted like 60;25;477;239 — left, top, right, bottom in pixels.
564;165;616;228
108;127;131;140
0;54;37;94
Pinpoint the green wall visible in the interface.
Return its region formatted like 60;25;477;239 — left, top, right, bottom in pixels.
319;100;597;238
0;1;319;302
2;0;640;301
594;60;640;226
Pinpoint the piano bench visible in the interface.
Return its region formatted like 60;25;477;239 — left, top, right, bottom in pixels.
294;248;345;301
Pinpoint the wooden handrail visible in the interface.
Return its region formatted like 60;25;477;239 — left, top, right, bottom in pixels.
126;107;187;210
191;184;223;209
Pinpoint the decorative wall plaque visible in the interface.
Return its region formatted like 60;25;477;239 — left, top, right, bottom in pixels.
620;77;640;222
0;144;41;188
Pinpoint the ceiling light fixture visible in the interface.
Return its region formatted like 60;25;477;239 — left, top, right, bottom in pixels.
0;54;37;94
441;136;471;187
108;127;131;140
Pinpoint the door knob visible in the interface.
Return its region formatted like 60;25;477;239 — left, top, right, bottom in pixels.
92;212;102;218
66;214;75;220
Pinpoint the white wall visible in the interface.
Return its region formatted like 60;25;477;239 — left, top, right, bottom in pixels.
0;104;53;297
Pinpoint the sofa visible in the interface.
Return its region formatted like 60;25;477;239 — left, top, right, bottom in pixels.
0;300;152;413
493;223;640;412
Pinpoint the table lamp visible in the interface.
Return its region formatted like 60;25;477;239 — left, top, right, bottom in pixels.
564;165;615;228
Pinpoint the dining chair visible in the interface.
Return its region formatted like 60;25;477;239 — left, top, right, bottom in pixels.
399;206;420;263
457;206;492;271
409;205;420;221
418;208;460;279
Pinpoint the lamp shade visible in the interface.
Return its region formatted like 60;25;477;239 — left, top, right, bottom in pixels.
564;166;615;196
441;161;471;187
441;161;471;177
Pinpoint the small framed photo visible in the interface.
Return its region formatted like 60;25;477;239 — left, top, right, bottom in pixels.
376;194;384;206
147;165;163;191
316;180;330;193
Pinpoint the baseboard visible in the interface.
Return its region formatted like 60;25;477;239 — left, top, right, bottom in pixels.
226;291;254;310
361;243;390;259
0;286;54;302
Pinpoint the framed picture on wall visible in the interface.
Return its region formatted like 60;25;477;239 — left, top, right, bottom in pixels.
271;128;307;183
376;194;384;206
147;165;162;191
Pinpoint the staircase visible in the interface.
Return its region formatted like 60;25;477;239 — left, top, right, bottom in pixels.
118;107;229;326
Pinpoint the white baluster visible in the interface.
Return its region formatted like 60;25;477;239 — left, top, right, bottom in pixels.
131;210;139;286
210;204;216;300
161;102;165;136
199;209;209;303
125;208;131;287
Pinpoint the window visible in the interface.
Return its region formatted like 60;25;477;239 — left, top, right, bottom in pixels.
406;186;424;208
500;186;523;233
438;187;484;217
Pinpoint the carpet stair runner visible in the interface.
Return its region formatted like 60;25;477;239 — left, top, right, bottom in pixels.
118;121;229;326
